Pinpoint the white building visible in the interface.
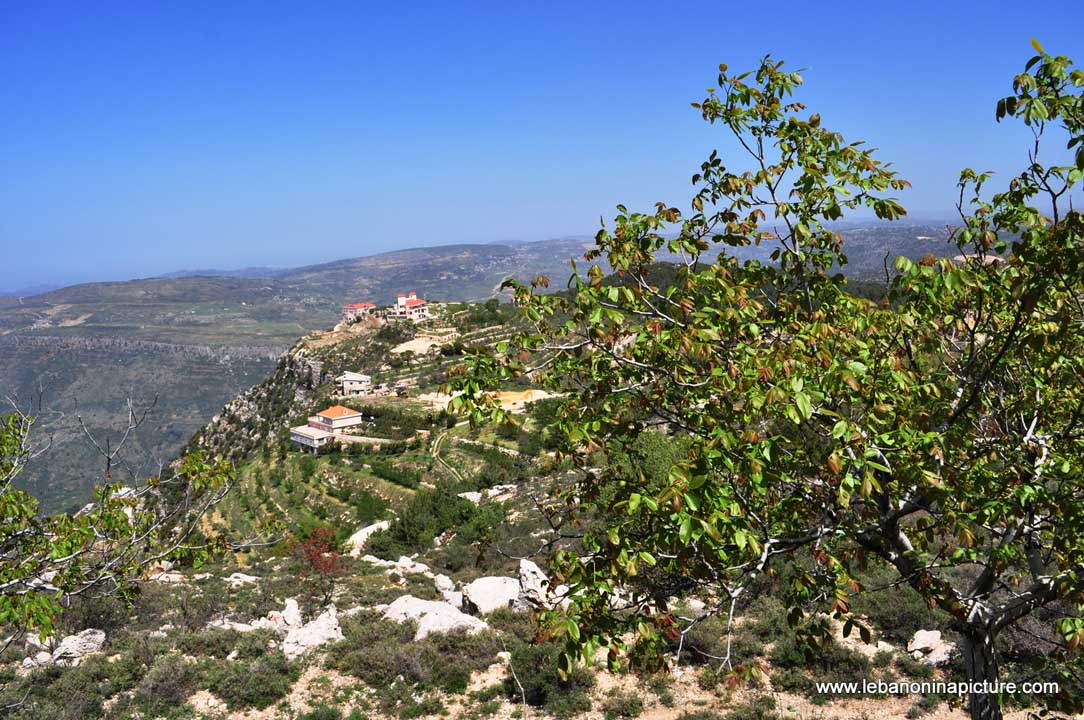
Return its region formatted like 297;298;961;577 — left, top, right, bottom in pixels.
342;302;375;323
391;291;430;321
307;405;366;433
290;425;334;452
337;371;372;397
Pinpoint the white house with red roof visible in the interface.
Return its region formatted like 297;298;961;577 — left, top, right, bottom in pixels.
391;291;430;321
290;404;368;452
307;405;366;432
342;302;376;323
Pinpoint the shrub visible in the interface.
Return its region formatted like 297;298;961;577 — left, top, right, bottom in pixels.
367;485;499;560
850;567;950;644
135;653;197;715
299;707;343;720
502;641;594;718
769;633;872;696
295;526;345;605
327;614;502;696
601;688;644;719
723;695;780;720
199;652;297;709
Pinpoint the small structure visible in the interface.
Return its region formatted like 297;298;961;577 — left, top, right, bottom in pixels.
391;291;430;321
337;371;372;397
342;302;376;323
290;425;334;452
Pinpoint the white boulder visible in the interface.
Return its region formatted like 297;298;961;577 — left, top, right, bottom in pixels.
518;559;550;608
463;576;521;615
283;606;344;660
382;595;489;640
922;641;959;667
261;598;304;636
51;629;106;666
908;629;957;667
225;572;259;587
907;629;942;654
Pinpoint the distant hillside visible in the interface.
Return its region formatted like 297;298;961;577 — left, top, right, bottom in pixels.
1;227;959;512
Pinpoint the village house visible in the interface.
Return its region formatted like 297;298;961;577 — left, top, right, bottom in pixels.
390;291;430;321
336;371;372;397
307;405;366;432
342;302;375;323
289;405;368;452
289;424;334;452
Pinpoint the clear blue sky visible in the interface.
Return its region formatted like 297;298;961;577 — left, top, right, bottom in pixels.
2;1;1082;291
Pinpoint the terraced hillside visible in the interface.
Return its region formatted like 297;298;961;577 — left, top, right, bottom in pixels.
1;293;999;720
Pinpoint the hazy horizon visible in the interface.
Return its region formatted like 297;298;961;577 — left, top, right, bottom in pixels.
3;1;1082;291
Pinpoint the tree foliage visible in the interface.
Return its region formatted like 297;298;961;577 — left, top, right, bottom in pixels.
453;45;1084;720
0;409;236;648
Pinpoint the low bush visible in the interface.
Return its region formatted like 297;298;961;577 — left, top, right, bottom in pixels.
327;614;503;696
502;641;594;718
135;653;197;715
299;707;343;720
850;567;950;644
769;633;872;696
199;652;297;710
723;695;780;720
367;485;502;560
601;688;644;719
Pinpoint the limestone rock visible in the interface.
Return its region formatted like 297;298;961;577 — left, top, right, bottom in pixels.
907;629;942;654
382;595;489;641
282;606;344;660
261;598;303;636
921;641;958;667
51;629;106;666
463;576;520;615
225;572;259;587
518;559;550;608
434;574;456;594
907;629;957;667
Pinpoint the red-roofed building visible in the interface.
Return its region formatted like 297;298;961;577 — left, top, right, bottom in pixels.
308;405;365;432
342;302;376;323
391;291;430;321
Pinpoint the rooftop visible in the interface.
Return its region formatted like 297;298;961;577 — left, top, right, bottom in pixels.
343;302;375;309
291;425;334;440
317;405;361;418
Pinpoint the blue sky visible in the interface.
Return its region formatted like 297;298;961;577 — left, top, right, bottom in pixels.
2;1;1082;291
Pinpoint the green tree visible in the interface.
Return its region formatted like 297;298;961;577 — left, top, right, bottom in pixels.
453;45;1084;720
0;410;236;650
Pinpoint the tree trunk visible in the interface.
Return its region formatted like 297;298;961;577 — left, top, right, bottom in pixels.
962;628;1002;720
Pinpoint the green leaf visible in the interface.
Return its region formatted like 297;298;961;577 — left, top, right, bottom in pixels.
795;392;813;420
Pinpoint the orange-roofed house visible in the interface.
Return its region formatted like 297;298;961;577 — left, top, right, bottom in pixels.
391;291;430;321
342;302;376;323
307;405;365;432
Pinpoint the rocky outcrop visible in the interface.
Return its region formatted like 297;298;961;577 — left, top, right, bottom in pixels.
382;595;489;641
360;554;431;576
254;598;304;636
456;484;518;505
50;629;106;667
282;606;344;660
462;576;521;615
907;629;958;667
432;574;463;607
225;572;259;587
518;559;549;607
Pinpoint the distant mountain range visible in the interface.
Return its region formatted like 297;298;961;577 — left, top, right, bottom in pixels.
0;227;959;512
